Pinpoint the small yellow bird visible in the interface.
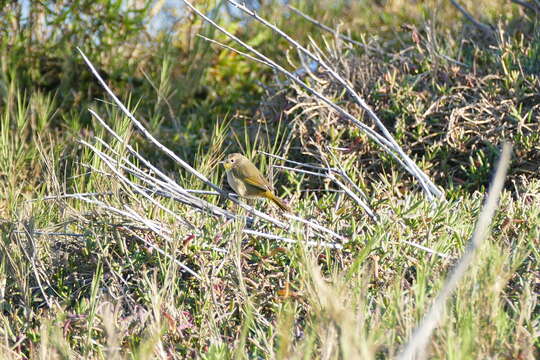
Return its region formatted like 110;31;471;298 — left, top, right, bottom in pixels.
221;153;291;212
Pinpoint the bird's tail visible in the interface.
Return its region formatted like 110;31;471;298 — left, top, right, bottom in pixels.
265;191;291;212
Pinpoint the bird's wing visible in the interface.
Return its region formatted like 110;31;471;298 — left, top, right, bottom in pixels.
232;159;271;192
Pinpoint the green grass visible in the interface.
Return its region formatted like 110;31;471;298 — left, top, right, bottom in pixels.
0;0;538;358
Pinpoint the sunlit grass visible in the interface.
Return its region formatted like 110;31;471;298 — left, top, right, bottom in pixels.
0;0;538;359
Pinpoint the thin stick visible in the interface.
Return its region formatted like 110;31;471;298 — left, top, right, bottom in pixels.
284;213;348;243
273;164;377;221
449;0;495;35
172;0;441;200
273;164;325;177
90;131;236;220
77;50;223;196
327;172;377;222
287;5;379;52
26;192;114;202
80;139;196;229
243;229;343;249
78;46;351;245
124;208;204;278
262;151;339;172
511;0;539;13
398;143;512;360
13;231;86;238
86;107;287;229
197;34;273;67
74;195;201;278
196;34;394;154
402;240;451;259
226;0;442;200
92;129;344;241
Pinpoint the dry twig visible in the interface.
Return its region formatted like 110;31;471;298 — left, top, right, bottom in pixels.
76;48;347;254
450;0;495;35
511;0;539;13
286;5;380;53
174;0;442;201
398;143;512;360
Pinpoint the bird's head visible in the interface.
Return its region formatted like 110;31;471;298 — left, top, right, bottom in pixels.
221;153;245;170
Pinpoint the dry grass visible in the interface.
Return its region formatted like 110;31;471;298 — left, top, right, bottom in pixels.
0;0;538;359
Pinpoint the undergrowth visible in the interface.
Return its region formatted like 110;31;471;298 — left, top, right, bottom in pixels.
0;0;538;359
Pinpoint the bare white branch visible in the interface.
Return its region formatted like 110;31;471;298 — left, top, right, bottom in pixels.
450;0;495;35
286;5;380;52
243;229;343;249
398;143;512;360
402;240;451;260
225;0;442;200
172;0;441;200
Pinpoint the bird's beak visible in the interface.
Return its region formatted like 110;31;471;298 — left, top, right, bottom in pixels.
220;160;233;170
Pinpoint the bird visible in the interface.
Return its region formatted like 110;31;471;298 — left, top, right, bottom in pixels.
221;153;291;212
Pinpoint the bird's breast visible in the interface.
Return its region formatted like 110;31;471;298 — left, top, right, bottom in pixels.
226;170;248;197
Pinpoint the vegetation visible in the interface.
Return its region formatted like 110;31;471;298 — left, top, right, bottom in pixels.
0;0;538;358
